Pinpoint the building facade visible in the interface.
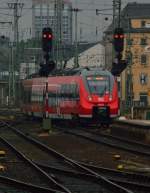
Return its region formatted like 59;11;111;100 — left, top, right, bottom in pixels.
67;43;105;68
104;3;150;119
32;0;72;45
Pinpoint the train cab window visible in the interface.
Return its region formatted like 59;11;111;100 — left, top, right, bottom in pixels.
87;76;110;96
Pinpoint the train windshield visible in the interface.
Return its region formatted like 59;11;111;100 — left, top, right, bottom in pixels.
87;76;111;96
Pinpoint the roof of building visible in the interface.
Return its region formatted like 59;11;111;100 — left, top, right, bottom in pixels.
105;2;150;34
67;43;105;68
122;2;150;18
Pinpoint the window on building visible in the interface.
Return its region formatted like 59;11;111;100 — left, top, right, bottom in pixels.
140;73;148;85
35;16;41;19
141;54;147;65
141;21;146;27
139;92;148;106
35;6;41;16
140;38;147;45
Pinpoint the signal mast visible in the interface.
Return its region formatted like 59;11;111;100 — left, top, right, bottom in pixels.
111;0;127;76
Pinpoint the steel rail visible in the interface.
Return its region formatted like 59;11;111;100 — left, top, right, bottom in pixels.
80;161;150;183
114;120;150;130
79;162;150;192
89;127;150;150
62;128;150;156
0;175;64;193
0;136;72;193
35;161;150;192
1;121;133;193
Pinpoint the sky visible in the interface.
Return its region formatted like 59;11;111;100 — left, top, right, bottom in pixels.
1;0;150;42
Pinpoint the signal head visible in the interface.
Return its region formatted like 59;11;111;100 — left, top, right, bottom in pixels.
42;27;53;52
47;34;52;39
119;34;124;39
114;34;119;39
43;34;47;38
113;27;124;53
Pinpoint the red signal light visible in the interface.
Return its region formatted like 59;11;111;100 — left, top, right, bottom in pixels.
113;27;124;52
42;27;53;52
114;34;124;39
119;34;124;39
114;34;119;39
43;34;47;38
47;34;52;39
43;33;52;39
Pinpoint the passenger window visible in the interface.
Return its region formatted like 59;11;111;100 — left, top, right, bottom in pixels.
60;84;66;98
73;84;79;99
60;83;79;100
66;84;70;98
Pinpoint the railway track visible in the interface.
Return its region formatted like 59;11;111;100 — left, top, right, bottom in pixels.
35;161;150;193
0;136;69;193
60;126;150;157
80;162;150;193
3;119;150;193
0;120;133;193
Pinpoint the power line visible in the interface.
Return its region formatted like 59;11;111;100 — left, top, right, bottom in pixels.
0;7;113;11
7;1;24;105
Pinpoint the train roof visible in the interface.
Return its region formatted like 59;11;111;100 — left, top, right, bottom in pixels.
48;67;112;76
27;67;113;79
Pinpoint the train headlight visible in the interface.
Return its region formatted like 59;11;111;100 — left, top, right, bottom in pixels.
88;96;92;101
109;95;113;101
98;97;103;102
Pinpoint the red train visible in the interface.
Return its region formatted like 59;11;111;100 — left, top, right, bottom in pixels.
21;67;119;125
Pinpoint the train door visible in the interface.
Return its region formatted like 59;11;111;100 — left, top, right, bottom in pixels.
42;80;49;118
56;86;61;116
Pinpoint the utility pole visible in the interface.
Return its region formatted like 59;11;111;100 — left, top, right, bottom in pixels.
8;42;14;106
126;16;133;117
72;8;80;68
0;21;12;106
112;0;122;114
113;0;133;117
54;0;63;69
74;8;79;68
113;0;121;29
8;1;24;106
0;22;13;106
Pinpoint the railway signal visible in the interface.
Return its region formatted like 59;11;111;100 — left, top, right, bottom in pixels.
40;28;55;76
111;59;128;76
42;27;53;52
113;27;124;53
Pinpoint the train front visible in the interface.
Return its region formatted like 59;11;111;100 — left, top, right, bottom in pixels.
80;69;119;124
